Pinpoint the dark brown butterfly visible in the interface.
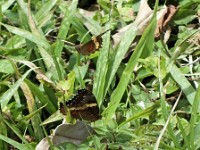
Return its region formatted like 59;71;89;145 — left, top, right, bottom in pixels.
75;30;110;55
60;89;100;122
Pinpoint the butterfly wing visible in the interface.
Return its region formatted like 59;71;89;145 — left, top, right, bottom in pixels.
76;29;109;55
76;35;102;55
60;89;100;121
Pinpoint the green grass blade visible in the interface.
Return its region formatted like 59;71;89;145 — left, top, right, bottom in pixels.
118;101;160;128
0;22;54;71
0;68;33;108
159;91;180;148
2;116;29;145
1;0;15;13
76;13;102;35
0;23;50;49
177;116;191;150
54;0;78;57
104;25;138;97
93;31;110;106
25;79;56;114
5;35;25;48
103;11;157;119
189;84;200;149
20;82;45;142
18;0;57;72
52;0;78;80
169;65;196;106
0;134;32;150
159;47;181;148
71;17;91;42
20;104;47;121
35;0;58;26
0;114;8;150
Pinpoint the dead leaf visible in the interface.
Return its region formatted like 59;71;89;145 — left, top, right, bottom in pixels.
17;60;54;85
155;5;177;37
111;0;153;47
163;5;177;28
36;136;52;150
52;121;95;145
164;27;172;43
79;8;97;18
36;121;95;150
155;6;168;37
134;0;153;35
112;0;177;47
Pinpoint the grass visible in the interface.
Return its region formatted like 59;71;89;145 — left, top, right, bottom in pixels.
0;0;200;149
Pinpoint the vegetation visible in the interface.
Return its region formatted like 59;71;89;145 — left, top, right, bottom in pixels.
0;0;199;149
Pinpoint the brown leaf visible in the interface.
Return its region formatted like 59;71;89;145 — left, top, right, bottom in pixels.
17;60;54;85
112;1;177;47
134;0;153;35
36;121;95;150
52;121;95;145
155;5;177;37
111;0;153;47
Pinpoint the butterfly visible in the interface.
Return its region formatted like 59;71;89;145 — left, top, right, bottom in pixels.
60;89;100;122
75;30;110;55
